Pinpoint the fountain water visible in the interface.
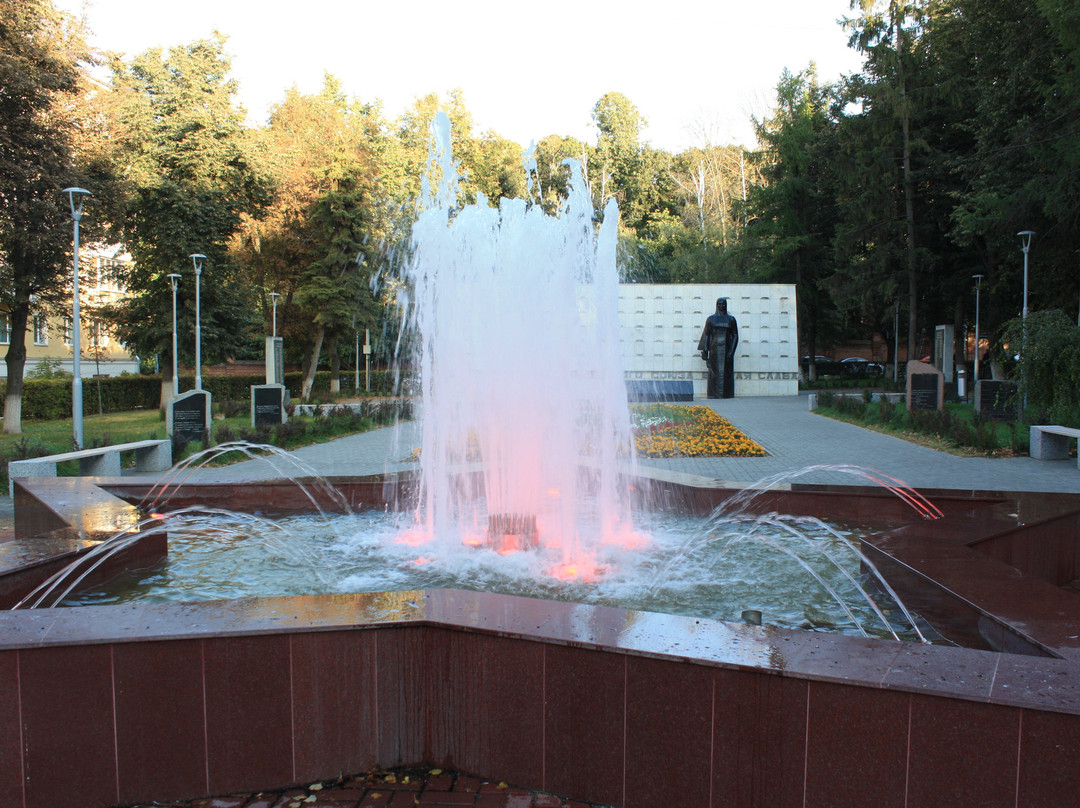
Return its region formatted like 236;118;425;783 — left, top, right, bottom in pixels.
395;113;636;573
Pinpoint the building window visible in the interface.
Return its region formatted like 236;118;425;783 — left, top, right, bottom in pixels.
62;317;72;346
0;313;9;345
90;319;109;348
33;314;48;346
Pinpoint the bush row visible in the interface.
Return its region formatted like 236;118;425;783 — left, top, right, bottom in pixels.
0;376;161;419
815;390;1027;454
0;369;402;420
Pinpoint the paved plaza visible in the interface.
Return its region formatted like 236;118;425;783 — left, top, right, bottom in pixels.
114;392;1080;494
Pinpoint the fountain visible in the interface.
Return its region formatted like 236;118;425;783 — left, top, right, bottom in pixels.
3;116;1080;806
397;113;635;572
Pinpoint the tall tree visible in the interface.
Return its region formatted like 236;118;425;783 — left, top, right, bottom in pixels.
102;34;264;404
0;0;89;434
747;67;841;377
589;92;673;234
231;77;384;400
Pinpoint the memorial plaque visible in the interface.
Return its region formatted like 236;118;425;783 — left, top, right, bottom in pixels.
252;384;286;427
974;380;1019;421
168;389;212;444
909;375;938;409
906;361;943;411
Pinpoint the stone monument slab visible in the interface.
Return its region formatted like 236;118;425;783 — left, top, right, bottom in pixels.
252;384;287;427
906;361;944;411
974;380;1020;421
167;389;212;444
266;336;284;385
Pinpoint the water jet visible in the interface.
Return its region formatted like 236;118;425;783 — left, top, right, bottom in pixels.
4;116;1080;806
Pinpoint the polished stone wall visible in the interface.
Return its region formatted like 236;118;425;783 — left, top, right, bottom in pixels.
617;283;799;398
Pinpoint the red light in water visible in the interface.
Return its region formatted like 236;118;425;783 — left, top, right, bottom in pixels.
149;513;166;520
546;488;561;497
549;559;603;582
606;529;650;551
462;537;483;547
396;529;431;547
411;556;435;566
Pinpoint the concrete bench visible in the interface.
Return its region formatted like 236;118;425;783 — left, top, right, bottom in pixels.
1030;426;1080;468
8;439;172;496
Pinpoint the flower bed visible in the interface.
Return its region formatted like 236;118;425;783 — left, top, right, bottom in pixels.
631;404;767;458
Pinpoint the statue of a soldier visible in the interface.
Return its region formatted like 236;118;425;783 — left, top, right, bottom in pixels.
697;297;739;399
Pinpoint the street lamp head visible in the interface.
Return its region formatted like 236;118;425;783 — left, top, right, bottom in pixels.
972;274;984;287
167;272;182;291
189;253;206;274
61;187;91;220
1017;230;1035;252
270;292;280;301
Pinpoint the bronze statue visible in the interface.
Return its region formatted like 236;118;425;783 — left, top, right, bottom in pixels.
698;297;739;398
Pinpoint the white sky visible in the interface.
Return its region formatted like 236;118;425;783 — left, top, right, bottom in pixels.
56;0;865;151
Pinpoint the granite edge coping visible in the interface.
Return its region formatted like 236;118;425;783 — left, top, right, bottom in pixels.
2;587;1079;718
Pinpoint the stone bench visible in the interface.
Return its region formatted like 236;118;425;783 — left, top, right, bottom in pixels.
1029;425;1080;468
8;439;172;496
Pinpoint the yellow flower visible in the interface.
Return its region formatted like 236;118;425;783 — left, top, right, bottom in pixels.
631;405;766;458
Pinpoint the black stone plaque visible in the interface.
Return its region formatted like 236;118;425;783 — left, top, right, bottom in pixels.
170;390;210;444
625;380;695;402
909;373;939;410
975;380;1019;421
252;384;285;426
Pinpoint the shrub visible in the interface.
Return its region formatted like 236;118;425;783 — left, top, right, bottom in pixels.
999;310;1080;427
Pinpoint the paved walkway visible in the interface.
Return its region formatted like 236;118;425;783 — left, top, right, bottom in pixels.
115;392;1078;494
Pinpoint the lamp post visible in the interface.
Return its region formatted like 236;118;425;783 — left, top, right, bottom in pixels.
1075;250;1080;327
189;254;205;390
62;187;91;449
972;274;984;383
270;292;280;338
1017;231;1035;411
167;273;182;397
1018;231;1035;320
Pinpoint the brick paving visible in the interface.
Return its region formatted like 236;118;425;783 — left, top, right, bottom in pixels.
118;768;611;808
108;391;1078;493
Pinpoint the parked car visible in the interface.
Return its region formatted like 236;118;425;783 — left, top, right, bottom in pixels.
840;357;885;377
800;355;842;377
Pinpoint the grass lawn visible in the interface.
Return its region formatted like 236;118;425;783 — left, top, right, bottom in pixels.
0;403;406;490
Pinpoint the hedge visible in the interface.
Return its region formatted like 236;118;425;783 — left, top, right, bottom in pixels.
0;376;161;419
0;368;402;420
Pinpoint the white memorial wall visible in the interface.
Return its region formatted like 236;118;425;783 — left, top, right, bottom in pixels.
617;284;799;397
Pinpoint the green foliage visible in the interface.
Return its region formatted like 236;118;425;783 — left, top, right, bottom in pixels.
103;33;265;369
816;394;1014;454
999;310;1080;427
747;67;843;362
0;375;161;419
26;359;69;379
0;0;93;428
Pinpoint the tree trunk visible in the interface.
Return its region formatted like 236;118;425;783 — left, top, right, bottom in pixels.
328;335;340;395
301;326;325;401
158;348;174;411
3;306;30;435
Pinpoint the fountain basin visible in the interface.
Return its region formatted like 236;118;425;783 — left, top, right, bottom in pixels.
3;474;1080;807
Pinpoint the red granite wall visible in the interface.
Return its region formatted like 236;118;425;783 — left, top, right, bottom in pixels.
2;621;1079;808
